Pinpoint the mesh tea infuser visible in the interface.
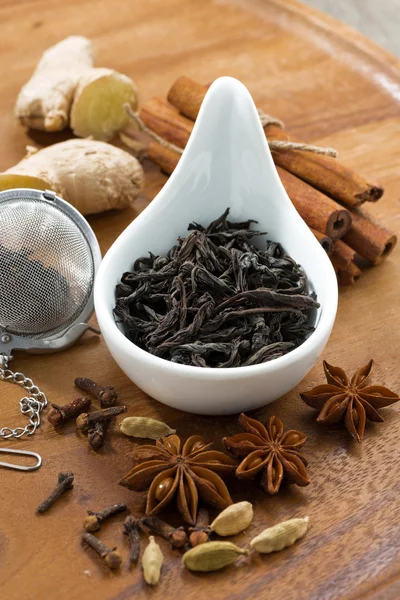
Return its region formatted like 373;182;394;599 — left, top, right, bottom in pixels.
0;188;101;470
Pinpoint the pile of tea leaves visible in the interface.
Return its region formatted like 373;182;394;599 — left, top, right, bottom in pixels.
114;209;319;368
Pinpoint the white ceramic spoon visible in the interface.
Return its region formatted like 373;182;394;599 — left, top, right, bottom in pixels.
95;77;338;415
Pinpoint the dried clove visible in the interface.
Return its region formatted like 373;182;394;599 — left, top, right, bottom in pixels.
47;397;91;429
189;506;211;546
76;406;127;432
37;472;74;513
141;516;188;548
189;529;210;547
75;377;118;407
87;420;110;450
123;515;142;565
83;503;128;532
81;532;122;570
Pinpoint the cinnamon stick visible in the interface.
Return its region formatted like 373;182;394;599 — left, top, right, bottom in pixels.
311;229;332;255
336;260;362;285
120;129;181;175
277;167;351;239
167;76;383;208
167;76;205;121
146;142;181;176
119;128;149;160
265;124;382;208
140;97;193;148
121;127;351;240
342;210;397;265
119;134;384;287
330;239;356;270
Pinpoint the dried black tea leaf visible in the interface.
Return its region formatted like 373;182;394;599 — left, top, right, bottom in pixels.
114;209;319;368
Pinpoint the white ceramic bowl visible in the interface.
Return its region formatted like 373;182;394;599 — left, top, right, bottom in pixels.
95;77;338;415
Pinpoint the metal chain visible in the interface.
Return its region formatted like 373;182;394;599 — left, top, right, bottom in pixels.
0;354;48;440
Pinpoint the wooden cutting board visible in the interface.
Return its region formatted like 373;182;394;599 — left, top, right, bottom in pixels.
1;1;399;599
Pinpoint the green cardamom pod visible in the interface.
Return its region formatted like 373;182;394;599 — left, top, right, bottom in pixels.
210;501;253;536
120;416;176;439
182;541;249;572
142;536;163;585
250;516;309;554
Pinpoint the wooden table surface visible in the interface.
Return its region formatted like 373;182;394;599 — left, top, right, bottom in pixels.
303;0;400;57
1;1;400;599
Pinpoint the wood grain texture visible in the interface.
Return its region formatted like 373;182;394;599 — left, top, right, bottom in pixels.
0;1;400;599
302;0;400;57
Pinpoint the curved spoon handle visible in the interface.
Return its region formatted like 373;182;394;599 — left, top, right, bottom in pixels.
0;448;42;471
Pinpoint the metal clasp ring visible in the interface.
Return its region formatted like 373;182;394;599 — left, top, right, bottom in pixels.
0;353;9;369
0;448;42;471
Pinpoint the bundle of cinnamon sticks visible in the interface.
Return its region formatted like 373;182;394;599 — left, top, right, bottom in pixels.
120;76;397;285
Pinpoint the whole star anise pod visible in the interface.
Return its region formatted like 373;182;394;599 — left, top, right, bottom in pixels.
223;413;310;494
300;360;399;442
119;434;236;525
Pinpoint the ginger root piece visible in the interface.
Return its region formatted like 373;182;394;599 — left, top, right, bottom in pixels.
15;36;94;132
0;139;144;215
15;36;138;140
71;68;138;141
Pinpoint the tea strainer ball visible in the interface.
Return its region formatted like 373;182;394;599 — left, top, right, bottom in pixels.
0;188;101;453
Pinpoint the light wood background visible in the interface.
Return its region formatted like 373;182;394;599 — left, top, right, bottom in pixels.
303;0;400;56
0;1;399;599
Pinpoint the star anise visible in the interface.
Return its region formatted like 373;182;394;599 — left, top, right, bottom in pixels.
119;434;236;525
223;413;310;494
300;360;399;442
